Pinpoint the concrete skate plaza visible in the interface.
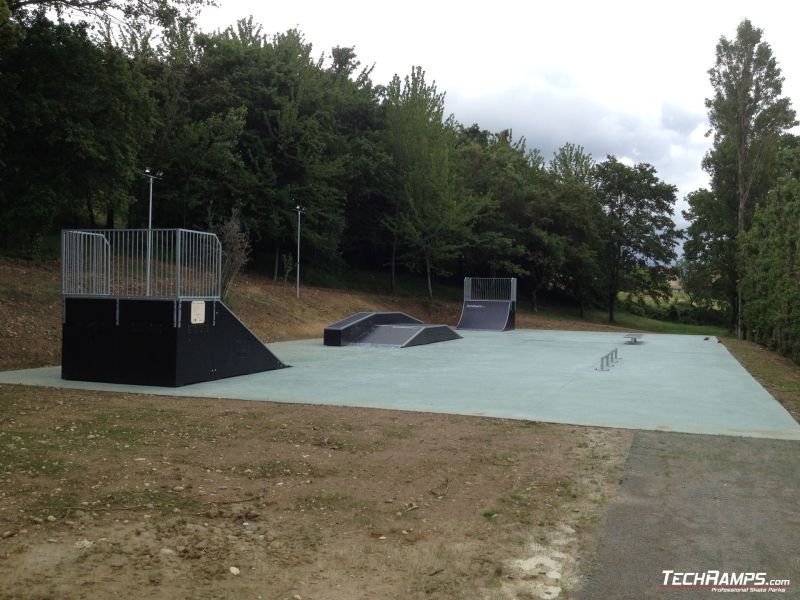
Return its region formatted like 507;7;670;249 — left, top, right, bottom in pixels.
2;329;798;440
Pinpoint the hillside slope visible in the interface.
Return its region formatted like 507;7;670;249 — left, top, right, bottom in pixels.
0;258;627;370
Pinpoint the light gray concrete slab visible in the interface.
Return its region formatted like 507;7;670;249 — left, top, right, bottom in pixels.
1;330;798;440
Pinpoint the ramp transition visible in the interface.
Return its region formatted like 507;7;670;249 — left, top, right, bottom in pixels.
324;312;461;348
456;277;516;331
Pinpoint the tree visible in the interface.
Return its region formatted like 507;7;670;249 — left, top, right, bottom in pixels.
216;208;251;301
706;19;796;233
740;176;800;358
682;187;737;322
383;67;485;298
8;0;208;28
0;14;154;251
455;127;534;282
699;19;796;335
549;142;595;185
595;157;681;322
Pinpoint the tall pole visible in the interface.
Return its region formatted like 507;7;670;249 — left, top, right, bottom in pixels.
143;168;161;297
146;172;154;296
295;205;305;298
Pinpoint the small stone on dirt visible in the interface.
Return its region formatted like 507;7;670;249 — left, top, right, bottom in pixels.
229;566;240;576
46;515;56;522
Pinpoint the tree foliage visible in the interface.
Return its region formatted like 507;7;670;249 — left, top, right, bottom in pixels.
741;175;800;360
1;10;690;321
595;157;681;322
706;19;796;233
684;19;796;335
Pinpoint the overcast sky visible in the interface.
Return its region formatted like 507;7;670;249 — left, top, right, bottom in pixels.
198;1;799;230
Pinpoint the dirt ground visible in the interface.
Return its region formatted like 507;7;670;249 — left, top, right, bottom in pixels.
0;385;631;599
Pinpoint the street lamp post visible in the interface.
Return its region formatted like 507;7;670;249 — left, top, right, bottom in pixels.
143;168;162;296
294;205;306;299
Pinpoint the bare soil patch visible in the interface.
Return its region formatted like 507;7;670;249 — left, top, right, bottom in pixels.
0;385;631;599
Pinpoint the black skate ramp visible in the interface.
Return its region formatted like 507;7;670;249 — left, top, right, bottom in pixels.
62;297;287;387
324;312;460;348
456;300;515;331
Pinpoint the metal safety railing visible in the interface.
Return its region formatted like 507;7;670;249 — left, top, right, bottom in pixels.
463;277;517;302
61;229;222;299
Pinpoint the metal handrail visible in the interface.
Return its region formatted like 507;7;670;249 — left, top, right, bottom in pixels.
61;228;222;299
463;277;517;302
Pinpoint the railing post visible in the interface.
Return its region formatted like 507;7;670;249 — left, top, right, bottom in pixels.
176;229;182;298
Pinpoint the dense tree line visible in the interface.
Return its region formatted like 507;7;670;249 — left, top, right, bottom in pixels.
682;19;800;359
0;3;681;319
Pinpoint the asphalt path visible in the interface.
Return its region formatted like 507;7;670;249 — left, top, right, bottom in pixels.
580;431;800;599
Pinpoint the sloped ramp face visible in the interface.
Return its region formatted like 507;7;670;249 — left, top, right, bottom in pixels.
324;312;422;346
356;324;461;348
176;301;287;386
457;300;515;331
62;298;287;387
403;324;462;347
324;312;460;348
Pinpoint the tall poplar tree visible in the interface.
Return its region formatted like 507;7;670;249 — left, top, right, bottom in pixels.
701;19;796;335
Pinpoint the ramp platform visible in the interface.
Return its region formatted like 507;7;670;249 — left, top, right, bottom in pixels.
324;312;461;348
60;228;287;387
456;277;516;331
62;298;287;387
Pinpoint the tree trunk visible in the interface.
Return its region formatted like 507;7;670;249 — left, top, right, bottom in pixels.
425;253;433;300
608;288;616;323
273;241;280;281
86;197;96;228
579;297;585;319
390;235;397;295
531;290;538;313
105;206;114;229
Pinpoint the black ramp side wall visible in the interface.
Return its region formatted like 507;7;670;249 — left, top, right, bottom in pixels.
175;301;286;386
62;298;286;387
62;298;179;386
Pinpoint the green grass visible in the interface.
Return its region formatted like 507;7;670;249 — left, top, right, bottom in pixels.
526;302;731;336
256;261;731;334
583;308;731;336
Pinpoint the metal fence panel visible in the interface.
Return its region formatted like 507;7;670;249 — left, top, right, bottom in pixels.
61;229;221;299
463;277;517;301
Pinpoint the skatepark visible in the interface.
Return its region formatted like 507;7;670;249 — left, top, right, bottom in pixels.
3;328;799;440
2;232;797;441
